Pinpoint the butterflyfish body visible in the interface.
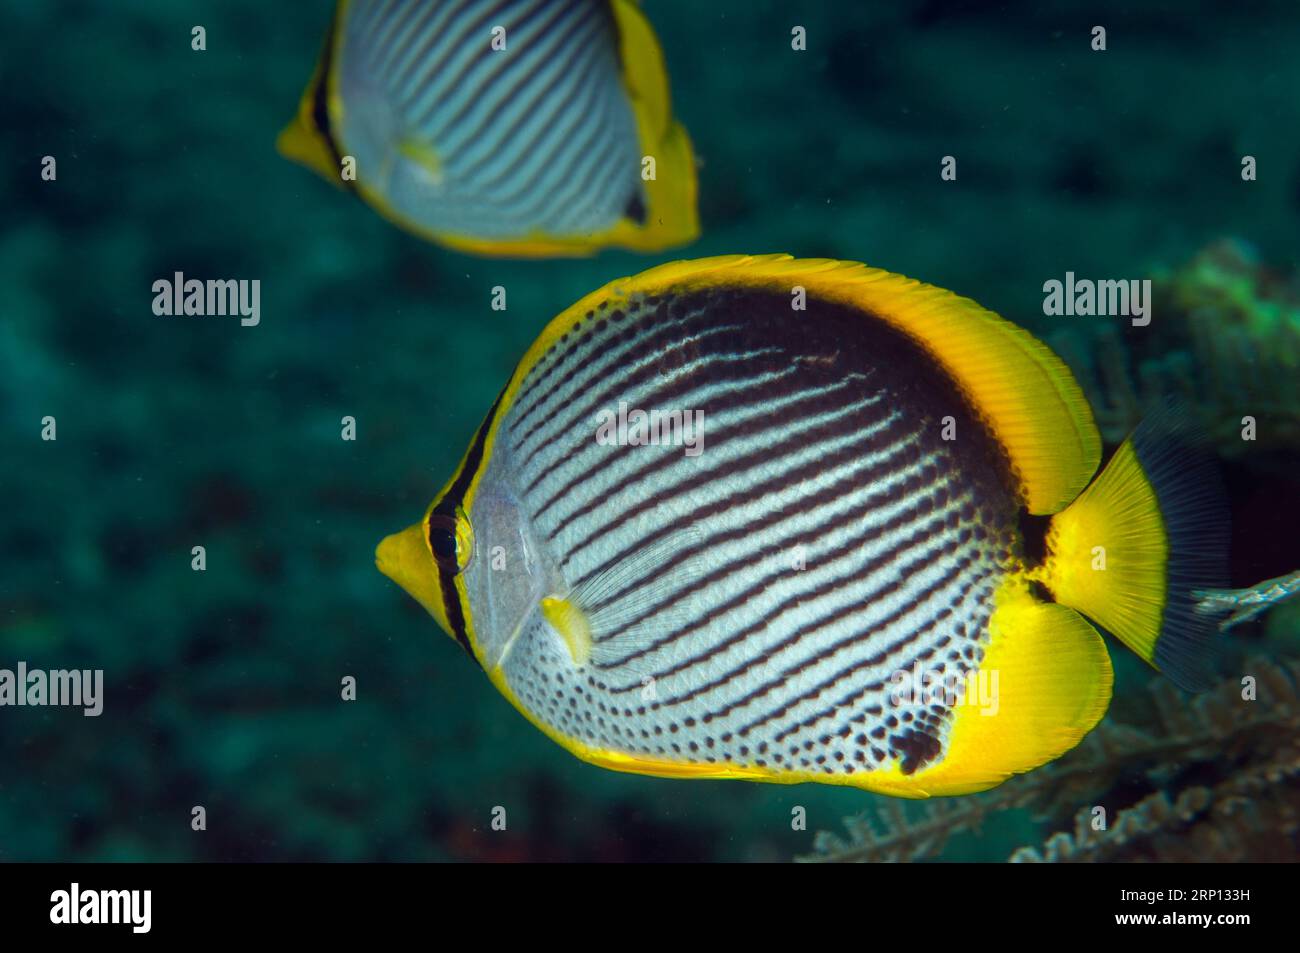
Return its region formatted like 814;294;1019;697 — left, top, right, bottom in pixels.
377;255;1227;797
279;0;698;257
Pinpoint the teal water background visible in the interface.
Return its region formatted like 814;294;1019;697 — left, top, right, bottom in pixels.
2;1;1298;861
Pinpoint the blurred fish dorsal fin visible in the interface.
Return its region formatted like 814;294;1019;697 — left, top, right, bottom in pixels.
611;0;671;137
596;255;1102;514
608;0;700;251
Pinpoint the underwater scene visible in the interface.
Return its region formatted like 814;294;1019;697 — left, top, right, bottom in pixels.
2;0;1299;865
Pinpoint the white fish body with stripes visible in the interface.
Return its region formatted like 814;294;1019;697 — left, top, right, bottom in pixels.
279;0;698;256
377;256;1227;797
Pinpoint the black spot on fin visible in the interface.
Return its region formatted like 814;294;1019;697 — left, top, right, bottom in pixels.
624;189;647;225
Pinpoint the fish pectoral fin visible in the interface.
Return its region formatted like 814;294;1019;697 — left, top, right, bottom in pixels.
541;595;593;667
543;527;704;670
882;589;1113;797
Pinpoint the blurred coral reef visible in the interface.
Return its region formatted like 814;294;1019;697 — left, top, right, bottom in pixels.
803;658;1300;863
1051;239;1300;455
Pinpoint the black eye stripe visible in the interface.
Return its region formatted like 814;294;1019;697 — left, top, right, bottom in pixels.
429;387;507;667
309;6;351;191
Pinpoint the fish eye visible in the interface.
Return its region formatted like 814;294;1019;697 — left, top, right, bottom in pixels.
429;524;457;560
426;511;473;574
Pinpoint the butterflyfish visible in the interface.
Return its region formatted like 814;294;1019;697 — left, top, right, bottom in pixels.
279;0;698;257
376;255;1228;796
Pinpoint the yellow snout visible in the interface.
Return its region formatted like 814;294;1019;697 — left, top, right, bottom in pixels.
376;521;452;638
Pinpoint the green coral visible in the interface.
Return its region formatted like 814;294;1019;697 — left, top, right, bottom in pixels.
1050;239;1300;454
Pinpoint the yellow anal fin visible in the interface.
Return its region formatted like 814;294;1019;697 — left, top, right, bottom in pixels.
872;588;1113;797
534;586;1115;795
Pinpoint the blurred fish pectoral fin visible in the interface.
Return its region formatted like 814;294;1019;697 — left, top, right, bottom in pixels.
884;589;1113;797
376;521;451;638
395;138;444;185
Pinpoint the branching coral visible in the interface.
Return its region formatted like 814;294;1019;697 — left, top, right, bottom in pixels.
1196;570;1300;631
1011;742;1300;862
799;657;1300;862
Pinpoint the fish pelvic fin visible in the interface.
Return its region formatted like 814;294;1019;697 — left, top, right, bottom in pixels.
540;526;703;676
1042;402;1229;691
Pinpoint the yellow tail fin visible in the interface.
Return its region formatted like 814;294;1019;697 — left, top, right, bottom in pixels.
1042;405;1228;690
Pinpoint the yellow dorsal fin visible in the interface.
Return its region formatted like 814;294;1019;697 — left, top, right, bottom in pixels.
580;255;1101;514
